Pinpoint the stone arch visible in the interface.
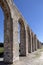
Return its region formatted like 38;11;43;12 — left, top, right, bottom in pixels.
0;0;11;18
18;18;26;56
0;0;13;63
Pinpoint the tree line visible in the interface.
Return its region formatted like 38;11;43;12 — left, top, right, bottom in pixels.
0;43;3;47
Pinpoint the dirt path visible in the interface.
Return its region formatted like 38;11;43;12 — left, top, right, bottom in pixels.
14;49;43;65
0;49;43;65
39;52;43;59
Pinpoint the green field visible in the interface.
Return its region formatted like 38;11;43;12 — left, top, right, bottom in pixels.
0;47;4;53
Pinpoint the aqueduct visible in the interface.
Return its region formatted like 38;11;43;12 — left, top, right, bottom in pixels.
0;0;42;64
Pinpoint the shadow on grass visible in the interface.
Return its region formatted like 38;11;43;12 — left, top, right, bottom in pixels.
0;61;13;65
0;53;4;58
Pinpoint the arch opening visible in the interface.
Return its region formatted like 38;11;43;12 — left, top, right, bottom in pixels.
18;18;26;56
0;7;4;58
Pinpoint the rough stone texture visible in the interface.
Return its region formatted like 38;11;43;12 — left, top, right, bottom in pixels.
0;0;42;64
0;0;28;63
37;39;40;49
25;25;29;55
34;35;37;51
39;42;42;49
27;28;32;53
31;32;35;52
37;40;42;49
0;0;13;63
39;42;41;49
19;19;26;56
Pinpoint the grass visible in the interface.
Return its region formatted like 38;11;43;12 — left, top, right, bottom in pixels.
0;47;4;57
0;47;4;53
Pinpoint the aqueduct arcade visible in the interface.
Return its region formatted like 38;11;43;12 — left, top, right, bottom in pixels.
0;0;42;64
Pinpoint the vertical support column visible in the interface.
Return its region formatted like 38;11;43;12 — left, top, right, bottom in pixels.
40;42;42;48
28;29;32;53
20;22;26;56
37;39;39;49
39;41;41;49
39;41;42;49
34;35;37;51
25;25;29;55
40;42;42;49
39;41;40;49
13;19;19;62
4;17;13;63
31;32;35;52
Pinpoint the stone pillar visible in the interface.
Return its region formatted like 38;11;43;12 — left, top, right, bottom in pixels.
39;41;42;49
40;42;42;49
19;20;26;56
4;19;19;63
34;34;37;51
37;39;39;49
37;40;38;49
25;25;29;55
31;32;35;52
38;40;40;49
4;17;14;63
13;20;19;62
28;29;32;53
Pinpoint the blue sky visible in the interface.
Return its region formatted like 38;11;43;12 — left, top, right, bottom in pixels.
0;0;43;42
14;0;43;42
0;7;4;43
